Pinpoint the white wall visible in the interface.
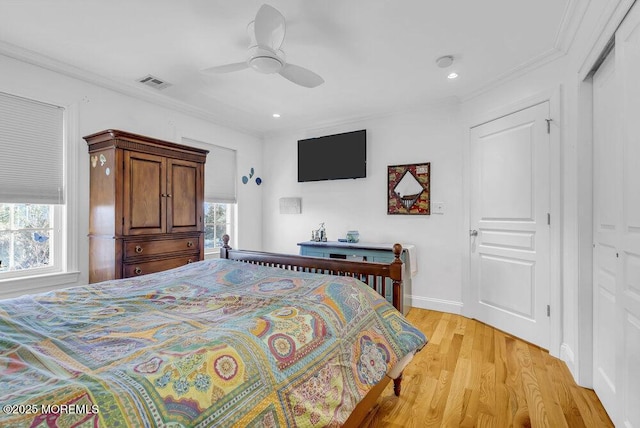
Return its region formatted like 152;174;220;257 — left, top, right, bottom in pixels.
262;104;465;313
0;53;262;297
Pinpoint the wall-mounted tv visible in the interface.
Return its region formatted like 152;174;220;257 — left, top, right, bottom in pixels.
298;129;366;182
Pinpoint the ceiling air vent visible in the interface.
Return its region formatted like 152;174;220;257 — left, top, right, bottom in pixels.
137;75;171;90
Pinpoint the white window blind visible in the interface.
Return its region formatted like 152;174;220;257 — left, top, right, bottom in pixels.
0;92;64;204
183;138;237;203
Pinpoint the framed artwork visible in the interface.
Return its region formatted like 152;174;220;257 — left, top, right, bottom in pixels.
387;163;430;215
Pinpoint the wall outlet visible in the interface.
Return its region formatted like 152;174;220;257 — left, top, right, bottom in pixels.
432;201;445;214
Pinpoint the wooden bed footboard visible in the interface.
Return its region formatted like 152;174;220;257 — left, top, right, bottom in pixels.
219;234;407;424
220;234;404;314
220;235;403;427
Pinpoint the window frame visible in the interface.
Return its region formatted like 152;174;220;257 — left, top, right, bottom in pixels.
203;202;235;257
0;94;79;296
0;203;63;279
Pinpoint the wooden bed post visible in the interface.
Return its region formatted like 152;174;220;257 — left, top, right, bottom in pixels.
391;243;403;314
391;243;404;398
393;373;403;397
220;234;232;259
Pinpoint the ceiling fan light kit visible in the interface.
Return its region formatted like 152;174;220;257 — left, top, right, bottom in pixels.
248;46;284;74
203;4;324;88
250;56;282;73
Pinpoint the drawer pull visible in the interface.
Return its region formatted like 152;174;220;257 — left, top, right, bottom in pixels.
134;267;142;275
135;245;143;254
187;259;193;264
187;241;194;248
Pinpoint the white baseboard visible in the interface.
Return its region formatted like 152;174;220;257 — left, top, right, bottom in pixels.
410;295;464;314
560;342;577;379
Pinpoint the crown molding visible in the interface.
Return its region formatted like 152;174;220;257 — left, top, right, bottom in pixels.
460;0;587;103
555;0;591;53
261;96;462;140
1;0;591;142
0;40;261;138
460;47;566;103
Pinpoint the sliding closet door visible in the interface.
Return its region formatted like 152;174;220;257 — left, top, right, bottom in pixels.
615;4;640;426
593;2;640;425
592;46;621;423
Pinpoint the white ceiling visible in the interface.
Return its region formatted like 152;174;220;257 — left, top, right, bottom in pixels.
0;0;574;136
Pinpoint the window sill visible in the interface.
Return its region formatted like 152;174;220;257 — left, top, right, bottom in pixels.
0;271;81;300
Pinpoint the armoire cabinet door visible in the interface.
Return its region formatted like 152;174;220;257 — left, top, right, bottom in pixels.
124;151;166;235
167;159;202;233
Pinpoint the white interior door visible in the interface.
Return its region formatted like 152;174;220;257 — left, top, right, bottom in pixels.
593;2;640;425
469;102;550;349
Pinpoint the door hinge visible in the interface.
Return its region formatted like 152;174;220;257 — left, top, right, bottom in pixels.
547;305;550;317
547;213;551;225
545;118;552;134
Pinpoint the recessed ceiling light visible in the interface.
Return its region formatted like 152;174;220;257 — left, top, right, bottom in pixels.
447;72;458;79
272;113;281;118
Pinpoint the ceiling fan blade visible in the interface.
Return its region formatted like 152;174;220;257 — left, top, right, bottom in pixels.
202;62;248;74
279;63;324;88
254;4;286;50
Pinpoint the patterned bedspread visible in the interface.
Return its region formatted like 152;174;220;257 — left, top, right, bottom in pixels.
0;259;426;427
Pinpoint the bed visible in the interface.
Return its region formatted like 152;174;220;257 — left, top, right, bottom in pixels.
0;237;427;427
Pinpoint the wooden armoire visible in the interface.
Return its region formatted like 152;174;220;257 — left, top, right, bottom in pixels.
85;130;208;283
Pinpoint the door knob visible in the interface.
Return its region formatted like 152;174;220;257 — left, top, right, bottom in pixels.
469;229;478;237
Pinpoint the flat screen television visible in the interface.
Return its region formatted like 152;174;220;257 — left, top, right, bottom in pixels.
297;129;366;182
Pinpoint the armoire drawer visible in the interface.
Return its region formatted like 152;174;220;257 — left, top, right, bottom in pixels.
123;237;199;259
123;255;198;278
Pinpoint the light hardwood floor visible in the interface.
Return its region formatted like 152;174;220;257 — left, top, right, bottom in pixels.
362;309;613;427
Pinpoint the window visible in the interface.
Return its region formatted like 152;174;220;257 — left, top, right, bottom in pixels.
0;92;66;281
0;204;60;275
203;202;234;254
182;138;238;257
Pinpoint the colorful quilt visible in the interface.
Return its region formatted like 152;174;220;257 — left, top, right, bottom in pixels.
0;259;426;427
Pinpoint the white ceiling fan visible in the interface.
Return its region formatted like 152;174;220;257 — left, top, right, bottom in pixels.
203;4;324;88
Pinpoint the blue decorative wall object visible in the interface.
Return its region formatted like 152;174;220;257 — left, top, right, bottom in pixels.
242;167;262;185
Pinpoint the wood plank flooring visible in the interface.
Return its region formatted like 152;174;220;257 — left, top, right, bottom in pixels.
361;309;613;427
